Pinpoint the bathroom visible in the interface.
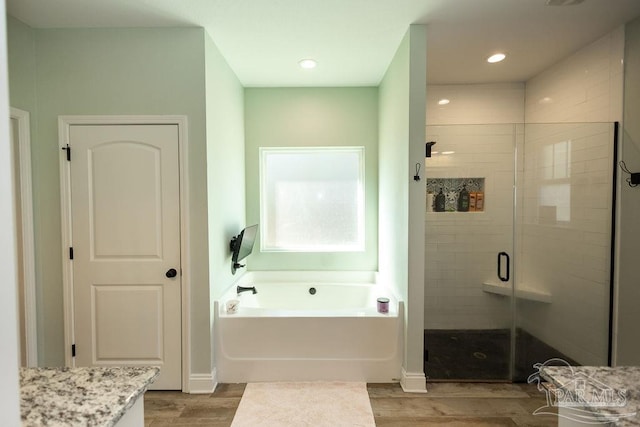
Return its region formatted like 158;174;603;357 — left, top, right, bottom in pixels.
2;3;640;417
3;18;430;392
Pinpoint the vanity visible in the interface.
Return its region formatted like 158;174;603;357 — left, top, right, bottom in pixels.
541;366;640;426
20;366;159;426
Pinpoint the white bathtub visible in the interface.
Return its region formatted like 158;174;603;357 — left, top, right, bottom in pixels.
214;276;403;383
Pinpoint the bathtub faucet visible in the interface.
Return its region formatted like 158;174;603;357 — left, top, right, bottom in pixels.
237;285;257;295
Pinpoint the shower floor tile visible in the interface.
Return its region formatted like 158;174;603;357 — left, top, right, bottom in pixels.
424;329;511;381
424;328;580;382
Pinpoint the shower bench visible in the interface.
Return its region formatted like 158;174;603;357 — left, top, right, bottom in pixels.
482;281;552;303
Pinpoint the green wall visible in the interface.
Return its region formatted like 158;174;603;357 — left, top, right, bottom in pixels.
203;33;246;372
378;34;410;303
7;22;212;373
244;87;379;271
205;33;246;300
6;16;39;361
378;25;426;383
7;17;36;113
1;10;22;423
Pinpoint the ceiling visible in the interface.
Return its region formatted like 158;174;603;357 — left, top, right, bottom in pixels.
7;0;640;87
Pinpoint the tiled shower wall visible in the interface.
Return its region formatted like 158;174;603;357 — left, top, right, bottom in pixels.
517;123;614;366
428;83;525;125
520;27;623;366
424;84;524;330
525;26;624;124
424;124;522;329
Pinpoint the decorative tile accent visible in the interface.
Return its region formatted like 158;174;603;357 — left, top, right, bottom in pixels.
426;178;485;212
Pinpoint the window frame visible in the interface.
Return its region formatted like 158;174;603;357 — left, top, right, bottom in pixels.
258;146;366;253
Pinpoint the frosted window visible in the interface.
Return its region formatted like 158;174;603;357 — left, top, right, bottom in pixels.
260;147;365;252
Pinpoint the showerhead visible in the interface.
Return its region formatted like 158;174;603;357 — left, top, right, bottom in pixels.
426;141;437;158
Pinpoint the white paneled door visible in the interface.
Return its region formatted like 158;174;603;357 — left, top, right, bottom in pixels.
69;124;181;390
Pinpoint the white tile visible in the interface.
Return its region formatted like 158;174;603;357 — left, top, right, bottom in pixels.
427;83;525;125
525;28;623;125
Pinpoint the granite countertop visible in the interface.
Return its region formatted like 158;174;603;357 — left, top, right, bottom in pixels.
540;366;640;426
20;366;160;427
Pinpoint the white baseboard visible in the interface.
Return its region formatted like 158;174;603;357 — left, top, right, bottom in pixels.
188;369;217;394
400;368;427;393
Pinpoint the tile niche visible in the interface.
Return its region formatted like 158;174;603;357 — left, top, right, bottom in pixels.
426;177;485;212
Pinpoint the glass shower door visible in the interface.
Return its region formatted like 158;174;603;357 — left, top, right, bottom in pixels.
424;124;519;381
513;122;616;381
423;122;616;382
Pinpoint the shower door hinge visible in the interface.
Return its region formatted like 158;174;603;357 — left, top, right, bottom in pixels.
69;247;74;260
71;344;76;357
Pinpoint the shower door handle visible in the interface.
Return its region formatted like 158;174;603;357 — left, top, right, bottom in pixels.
497;252;510;282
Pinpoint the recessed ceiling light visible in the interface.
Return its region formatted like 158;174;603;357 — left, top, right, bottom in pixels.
438;99;450;105
442;151;455;155
299;59;317;69
487;53;506;63
539;97;553;104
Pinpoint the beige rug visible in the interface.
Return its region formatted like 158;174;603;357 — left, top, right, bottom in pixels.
230;382;376;427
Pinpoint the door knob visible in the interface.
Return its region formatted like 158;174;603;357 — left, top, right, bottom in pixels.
166;268;178;278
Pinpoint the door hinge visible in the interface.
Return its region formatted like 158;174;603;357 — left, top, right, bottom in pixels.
69;247;74;260
71;344;76;357
62;144;71;161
